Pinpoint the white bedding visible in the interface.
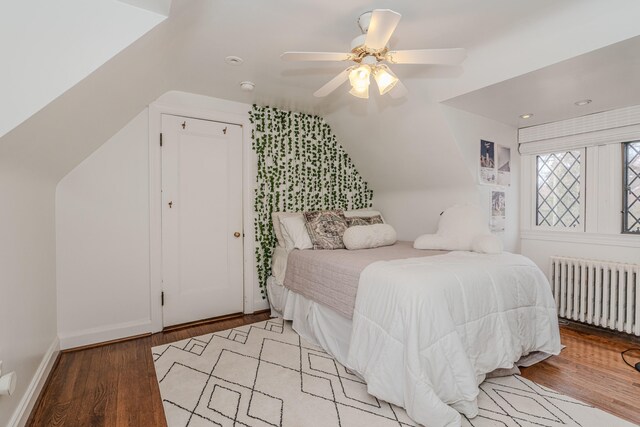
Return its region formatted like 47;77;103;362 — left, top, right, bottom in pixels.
267;246;291;317
347;251;562;427
271;245;291;285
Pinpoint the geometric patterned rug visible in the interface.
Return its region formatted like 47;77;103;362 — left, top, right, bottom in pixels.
152;319;635;427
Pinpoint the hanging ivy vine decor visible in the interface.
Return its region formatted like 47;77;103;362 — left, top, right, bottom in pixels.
250;105;373;298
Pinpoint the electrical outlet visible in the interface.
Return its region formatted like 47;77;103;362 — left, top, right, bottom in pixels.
0;371;16;396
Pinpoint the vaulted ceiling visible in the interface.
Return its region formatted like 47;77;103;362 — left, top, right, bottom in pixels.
0;0;168;138
2;0;640;188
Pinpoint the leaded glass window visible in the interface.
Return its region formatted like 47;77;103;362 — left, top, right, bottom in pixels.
623;141;640;234
536;151;582;228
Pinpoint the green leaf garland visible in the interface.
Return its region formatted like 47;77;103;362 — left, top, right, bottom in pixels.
250;105;373;299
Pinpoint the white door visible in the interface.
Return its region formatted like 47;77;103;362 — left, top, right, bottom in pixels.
161;114;244;327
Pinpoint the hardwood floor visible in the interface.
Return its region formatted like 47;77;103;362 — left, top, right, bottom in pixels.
27;315;640;426
520;320;640;425
26;312;271;427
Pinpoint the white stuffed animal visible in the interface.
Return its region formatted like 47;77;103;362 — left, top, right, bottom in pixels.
413;204;503;254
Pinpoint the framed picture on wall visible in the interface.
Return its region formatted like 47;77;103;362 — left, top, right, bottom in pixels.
497;145;511;186
479;140;496;184
490;190;506;232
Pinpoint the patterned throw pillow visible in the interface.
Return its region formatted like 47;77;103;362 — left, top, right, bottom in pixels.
303;210;349;250
345;215;384;227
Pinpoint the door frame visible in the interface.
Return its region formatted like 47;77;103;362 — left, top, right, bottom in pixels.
148;101;256;333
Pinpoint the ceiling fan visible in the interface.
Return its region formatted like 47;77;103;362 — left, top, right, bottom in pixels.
281;9;467;99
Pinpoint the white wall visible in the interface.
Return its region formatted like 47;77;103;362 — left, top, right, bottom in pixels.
326;100;519;252
55;91;263;350
56;109;151;349
0;166;58;427
443;106;520;251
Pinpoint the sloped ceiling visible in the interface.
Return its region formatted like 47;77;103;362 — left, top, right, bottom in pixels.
444;35;640;128
0;0;167;138
2;0;640;187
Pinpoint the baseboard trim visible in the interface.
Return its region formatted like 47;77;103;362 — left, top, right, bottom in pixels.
58;318;152;350
7;338;60;427
560;318;640;341
162;312;244;332
161;309;269;332
62;332;152;353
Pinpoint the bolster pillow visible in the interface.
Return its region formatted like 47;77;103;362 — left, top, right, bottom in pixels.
343;224;397;250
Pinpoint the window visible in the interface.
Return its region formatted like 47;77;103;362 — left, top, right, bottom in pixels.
623;141;640;234
536;151;582;228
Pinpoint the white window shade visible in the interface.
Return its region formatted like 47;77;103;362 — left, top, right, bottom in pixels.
519;105;640;155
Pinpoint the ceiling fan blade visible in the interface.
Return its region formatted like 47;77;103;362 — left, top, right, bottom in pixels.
365;9;401;51
281;52;352;62
389;79;408;99
314;68;352;97
387;48;467;65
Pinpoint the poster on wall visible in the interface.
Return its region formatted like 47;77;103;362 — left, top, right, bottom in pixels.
479;140;496;184
490;190;506;232
497;146;511;186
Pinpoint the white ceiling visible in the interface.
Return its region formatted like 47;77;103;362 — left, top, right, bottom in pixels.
158;0;640;124
443;35;640;128
3;0;640;190
163;0;576;115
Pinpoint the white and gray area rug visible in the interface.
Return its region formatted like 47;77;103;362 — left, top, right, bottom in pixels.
152;319;634;427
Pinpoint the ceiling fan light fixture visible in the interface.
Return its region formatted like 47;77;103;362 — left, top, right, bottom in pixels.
349;85;369;99
373;65;399;95
280;9;467;100
349;64;371;93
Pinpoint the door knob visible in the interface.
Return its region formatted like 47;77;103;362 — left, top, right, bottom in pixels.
234;232;241;238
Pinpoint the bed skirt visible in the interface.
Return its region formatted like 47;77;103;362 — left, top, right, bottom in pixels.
267;275;554;373
267;276;354;369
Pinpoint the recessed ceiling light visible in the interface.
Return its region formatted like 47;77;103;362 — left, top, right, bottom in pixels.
225;56;244;66
574;99;592;106
519;113;533;119
240;81;255;91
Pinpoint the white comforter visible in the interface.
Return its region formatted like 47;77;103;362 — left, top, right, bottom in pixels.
346;251;561;427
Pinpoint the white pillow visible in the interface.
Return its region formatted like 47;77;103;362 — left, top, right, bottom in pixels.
413;204;499;252
272;212;303;247
344;209;385;222
273;209;384;247
471;234;503;254
279;215;313;250
413;234;457;251
343;224;397;250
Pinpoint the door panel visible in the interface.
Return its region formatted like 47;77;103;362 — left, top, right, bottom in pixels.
161;115;243;327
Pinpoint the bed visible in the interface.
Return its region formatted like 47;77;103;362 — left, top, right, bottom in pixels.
267;237;561;427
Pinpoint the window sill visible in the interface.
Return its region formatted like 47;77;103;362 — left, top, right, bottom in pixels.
521;230;640;248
